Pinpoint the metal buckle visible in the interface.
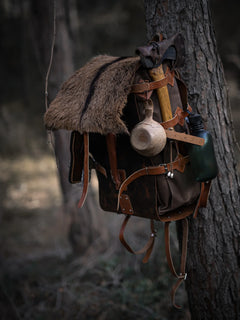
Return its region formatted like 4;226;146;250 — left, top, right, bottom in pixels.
180;273;187;280
163;164;168;174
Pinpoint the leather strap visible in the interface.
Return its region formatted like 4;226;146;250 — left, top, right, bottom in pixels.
161;106;191;129
69;131;84;183
193;181;212;218
131;68;174;94
199;181;212;207
106;133;121;190
78;132;89;208
94;161;107;177
119;193;134;215
117;155;189;210
175;76;188;111
119;215;156;263
165;218;188;309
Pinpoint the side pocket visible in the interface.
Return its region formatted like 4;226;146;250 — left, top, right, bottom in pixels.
156;174;172;213
156;163;201;214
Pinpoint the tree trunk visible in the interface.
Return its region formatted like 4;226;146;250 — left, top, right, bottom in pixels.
144;0;240;319
30;0;108;253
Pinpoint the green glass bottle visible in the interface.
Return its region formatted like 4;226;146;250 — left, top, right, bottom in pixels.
187;113;218;182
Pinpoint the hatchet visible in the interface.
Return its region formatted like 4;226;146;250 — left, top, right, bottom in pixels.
136;36;204;147
149;65;204;146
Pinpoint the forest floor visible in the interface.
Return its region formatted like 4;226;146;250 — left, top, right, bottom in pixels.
0;154;190;320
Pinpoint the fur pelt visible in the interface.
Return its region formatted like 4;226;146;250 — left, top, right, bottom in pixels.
44;55;140;134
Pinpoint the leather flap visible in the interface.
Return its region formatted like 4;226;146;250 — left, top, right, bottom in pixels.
69;131;84;183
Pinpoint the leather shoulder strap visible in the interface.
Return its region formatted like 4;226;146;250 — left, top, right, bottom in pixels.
165;218;188;309
106;133;121;190
119;215;156;263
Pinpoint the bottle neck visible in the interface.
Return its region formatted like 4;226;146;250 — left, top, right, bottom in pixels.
190;123;205;135
188;114;205;134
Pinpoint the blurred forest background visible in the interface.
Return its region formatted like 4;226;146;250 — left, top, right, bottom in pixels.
0;0;239;319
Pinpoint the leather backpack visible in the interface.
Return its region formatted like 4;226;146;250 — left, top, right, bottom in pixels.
44;33;216;308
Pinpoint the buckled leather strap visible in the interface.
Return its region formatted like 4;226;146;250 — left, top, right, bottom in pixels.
78;133;89;208
119;215;156;263
165;218;188;309
117;155;189;210
131;68;174;94
161;106;192;129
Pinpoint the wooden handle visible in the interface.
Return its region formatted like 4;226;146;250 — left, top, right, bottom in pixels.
149;66;204;147
165;130;205;146
149;65;173;122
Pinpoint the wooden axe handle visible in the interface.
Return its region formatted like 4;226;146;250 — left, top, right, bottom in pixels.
149;66;204;147
149;65;173;122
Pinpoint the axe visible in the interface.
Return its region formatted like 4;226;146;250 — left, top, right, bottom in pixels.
136;36;204;147
149;65;204;146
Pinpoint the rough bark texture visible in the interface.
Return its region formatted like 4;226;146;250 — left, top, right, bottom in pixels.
144;0;240;319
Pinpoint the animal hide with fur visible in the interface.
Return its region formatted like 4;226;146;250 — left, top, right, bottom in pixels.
44;55;140;135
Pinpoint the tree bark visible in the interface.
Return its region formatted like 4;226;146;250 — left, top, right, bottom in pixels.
144;0;240;319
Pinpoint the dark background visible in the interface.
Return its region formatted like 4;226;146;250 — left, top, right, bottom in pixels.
0;0;239;157
0;1;239;319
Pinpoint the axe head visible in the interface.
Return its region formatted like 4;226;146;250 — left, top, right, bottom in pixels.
136;33;185;69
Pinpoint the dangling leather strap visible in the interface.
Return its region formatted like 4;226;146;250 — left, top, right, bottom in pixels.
78;133;89;208
199;181;212;207
175;76;188;111
106;133;121;190
193;181;212;218
119;215;156;263
164;218;188;309
193;182;204;218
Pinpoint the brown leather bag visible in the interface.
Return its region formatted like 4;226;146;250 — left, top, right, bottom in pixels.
45;34;213;308
68;63;209;308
